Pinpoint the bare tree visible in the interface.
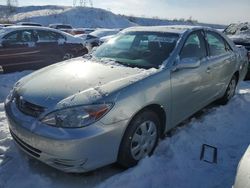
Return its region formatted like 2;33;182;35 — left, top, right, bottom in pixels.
73;0;93;7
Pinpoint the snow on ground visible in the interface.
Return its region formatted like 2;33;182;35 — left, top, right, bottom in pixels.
0;71;250;188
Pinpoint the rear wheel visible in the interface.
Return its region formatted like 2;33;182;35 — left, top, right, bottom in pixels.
117;110;160;168
63;52;74;60
218;75;237;105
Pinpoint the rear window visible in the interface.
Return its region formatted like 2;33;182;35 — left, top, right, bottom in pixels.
206;32;227;56
57;25;72;29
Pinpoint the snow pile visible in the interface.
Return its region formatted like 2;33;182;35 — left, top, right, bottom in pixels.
0;71;250;188
4;6;136;29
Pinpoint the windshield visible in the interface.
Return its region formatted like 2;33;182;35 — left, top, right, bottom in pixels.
92;31;179;69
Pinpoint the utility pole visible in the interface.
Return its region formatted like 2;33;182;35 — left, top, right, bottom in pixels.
6;0;18;13
73;0;93;7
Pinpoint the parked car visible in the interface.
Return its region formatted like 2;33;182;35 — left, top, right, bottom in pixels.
5;26;248;172
16;22;43;27
224;22;250;79
233;145;250;188
71;28;96;35
49;24;73;34
77;28;120;50
0;23;13;28
0;26;88;73
99;34;116;44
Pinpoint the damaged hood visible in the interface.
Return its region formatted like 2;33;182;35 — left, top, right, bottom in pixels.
228;34;250;44
15;58;157;109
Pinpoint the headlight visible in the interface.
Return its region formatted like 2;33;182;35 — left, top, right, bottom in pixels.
5;81;20;103
41;103;113;128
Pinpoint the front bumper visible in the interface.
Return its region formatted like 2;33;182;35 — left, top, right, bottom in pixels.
5;100;128;173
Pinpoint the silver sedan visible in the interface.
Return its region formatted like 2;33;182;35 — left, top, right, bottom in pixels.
5;26;248;173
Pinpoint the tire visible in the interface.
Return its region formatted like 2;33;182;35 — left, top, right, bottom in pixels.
117;110;160;168
63;52;74;60
218;75;237;105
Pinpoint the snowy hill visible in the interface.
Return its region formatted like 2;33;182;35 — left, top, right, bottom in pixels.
0;5;225;29
126;16;225;29
0;5;136;28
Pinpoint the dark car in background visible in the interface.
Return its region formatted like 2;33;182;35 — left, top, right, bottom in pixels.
16;22;43;27
49;24;73;34
0;26;88;73
224;23;250;79
0;24;13;28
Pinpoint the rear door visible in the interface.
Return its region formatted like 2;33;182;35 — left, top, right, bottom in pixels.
0;30;40;72
35;30;65;64
205;31;235;97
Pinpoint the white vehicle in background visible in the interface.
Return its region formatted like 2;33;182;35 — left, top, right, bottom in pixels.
223;22;250;79
71;28;96;35
76;28;120;50
99;34;116;44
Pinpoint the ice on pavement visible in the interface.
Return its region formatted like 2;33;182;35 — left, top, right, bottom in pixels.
0;71;250;188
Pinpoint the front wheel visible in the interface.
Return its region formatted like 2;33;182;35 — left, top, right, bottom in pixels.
218;75;237;105
117;110;160;168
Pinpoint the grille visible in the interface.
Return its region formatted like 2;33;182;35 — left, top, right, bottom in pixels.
15;95;44;117
10;130;42;158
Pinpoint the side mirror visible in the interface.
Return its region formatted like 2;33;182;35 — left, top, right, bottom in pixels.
176;57;201;70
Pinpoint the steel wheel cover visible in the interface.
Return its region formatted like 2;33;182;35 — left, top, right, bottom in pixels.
130;120;157;160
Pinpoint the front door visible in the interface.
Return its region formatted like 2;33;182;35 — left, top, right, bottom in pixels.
170;30;209;127
0;30;40;72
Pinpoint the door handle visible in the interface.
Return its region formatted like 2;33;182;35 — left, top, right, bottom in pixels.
206;67;211;73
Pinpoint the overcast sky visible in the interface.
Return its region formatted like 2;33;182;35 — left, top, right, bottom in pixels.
1;0;250;24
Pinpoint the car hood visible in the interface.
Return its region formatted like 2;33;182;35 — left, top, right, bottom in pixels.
15;58;157;110
228;34;250;44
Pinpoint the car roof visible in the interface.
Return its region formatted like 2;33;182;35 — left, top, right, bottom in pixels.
16;22;42;25
49;23;72;26
1;25;67;34
122;25;211;34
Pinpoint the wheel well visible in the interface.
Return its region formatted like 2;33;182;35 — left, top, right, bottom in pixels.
133;104;166;137
234;71;239;84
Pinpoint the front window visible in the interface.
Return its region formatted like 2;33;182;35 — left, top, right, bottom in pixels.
93;31;179;69
3;30;34;44
180;31;207;60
